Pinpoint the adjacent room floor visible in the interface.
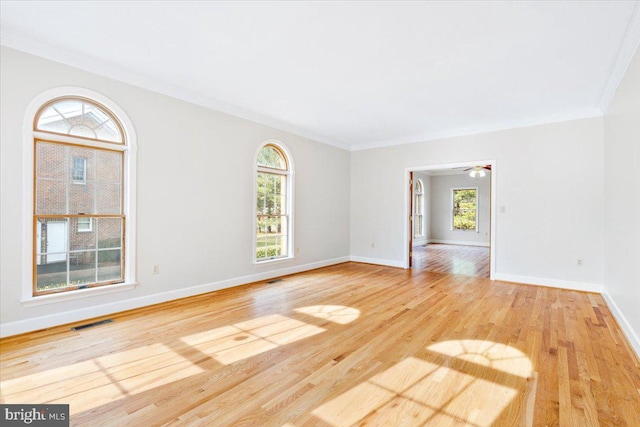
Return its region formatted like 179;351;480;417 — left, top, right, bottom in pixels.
1;262;639;426
412;243;490;278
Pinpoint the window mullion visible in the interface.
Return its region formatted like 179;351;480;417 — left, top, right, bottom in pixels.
93;153;97;215
66;218;71;289
95;217;99;283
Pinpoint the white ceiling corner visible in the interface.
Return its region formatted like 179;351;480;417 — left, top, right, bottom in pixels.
596;1;640;113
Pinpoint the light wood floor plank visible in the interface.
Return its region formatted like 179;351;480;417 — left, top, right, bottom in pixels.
413;244;490;278
1;262;639;426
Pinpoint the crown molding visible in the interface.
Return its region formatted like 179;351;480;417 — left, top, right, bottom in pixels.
0;31;351;152
350;108;603;151
597;1;640;113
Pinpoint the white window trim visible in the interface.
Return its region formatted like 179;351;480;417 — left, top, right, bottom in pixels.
451;186;479;233
253;139;295;265
21;87;138;305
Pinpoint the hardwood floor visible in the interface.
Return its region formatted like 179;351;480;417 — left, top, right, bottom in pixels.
413;243;490;278
1;262;639;426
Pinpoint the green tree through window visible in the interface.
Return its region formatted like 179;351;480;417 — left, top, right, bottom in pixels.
256;144;290;261
453;188;477;231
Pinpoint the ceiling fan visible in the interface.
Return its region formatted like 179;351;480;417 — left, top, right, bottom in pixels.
454;165;491;177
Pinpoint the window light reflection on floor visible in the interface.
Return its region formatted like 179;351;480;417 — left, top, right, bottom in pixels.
312;340;532;427
0;343;205;415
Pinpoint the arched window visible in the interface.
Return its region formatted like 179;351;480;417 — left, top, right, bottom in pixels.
30;95;134;296
413;179;424;238
255;142;293;262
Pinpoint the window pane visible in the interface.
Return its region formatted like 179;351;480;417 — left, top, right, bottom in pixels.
69;182;95;214
97;217;122;249
69;251;97;287
96;183;121;214
453;189;477;230
96;150;122;183
69;147;95;181
37;106;72;134
257;145;286;169
71;218;95;250
257;172;285;215
36;179;66;214
98;249;122;282
36;99;123;143
36;142;65;179
36;262;69;292
256;215;287;260
35;218;68;257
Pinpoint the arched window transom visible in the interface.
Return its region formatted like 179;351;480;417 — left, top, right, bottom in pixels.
35;97;124;144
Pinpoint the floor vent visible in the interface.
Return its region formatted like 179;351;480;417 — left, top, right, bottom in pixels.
267;278;283;284
71;319;113;331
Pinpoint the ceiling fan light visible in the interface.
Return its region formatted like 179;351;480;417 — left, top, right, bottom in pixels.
479;169;486;177
469;170;476;178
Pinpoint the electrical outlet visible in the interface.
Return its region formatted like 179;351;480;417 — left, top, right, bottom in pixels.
152;265;160;274
295;248;300;255
371;242;375;248
577;259;583;267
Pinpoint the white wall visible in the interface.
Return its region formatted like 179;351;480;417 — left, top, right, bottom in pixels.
351;117;605;289
0;47;351;336
603;44;640;354
429;172;491;246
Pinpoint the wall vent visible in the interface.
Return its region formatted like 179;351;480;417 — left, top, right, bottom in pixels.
266;278;283;284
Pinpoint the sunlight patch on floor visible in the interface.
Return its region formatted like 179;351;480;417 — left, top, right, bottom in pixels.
0;343;205;415
312;340;532;427
427;339;533;378
294;305;360;324
181;314;325;364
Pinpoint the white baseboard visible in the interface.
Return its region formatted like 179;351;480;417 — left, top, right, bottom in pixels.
601;292;640;358
0;256;350;338
412;238;427;247
428;239;490;247
350;256;405;269
493;273;603;293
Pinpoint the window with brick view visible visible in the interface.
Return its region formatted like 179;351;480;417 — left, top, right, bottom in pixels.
33;98;126;295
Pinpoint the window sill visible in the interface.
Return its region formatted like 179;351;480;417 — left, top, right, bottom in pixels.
21;282;137;307
253;256;295;266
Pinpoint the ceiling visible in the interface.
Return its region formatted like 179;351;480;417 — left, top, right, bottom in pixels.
2;1;639;151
